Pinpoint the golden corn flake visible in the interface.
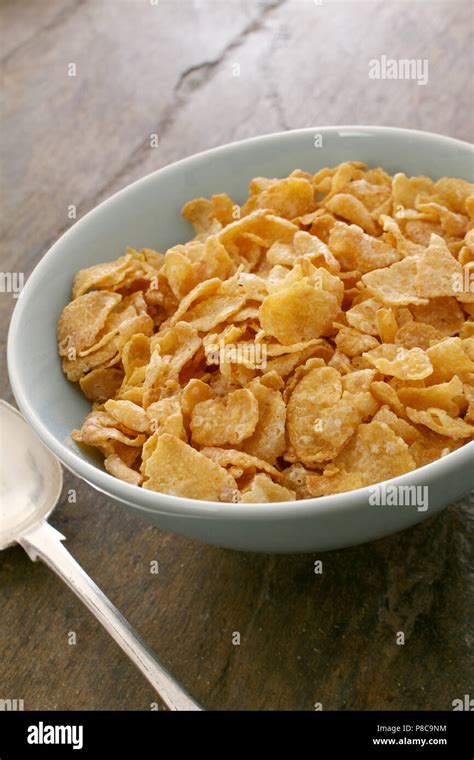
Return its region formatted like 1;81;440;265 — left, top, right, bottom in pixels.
328;222;399;272
280;464;314;499
426;338;474;383
460;322;474;339
341;368;376;394
397;376;464;416
59;163;474;502
410;298;465;337
72;411;146;453
241;176;316;219
143;434;238;501
372;406;420;444
335;326;379;357
181;198;221;237
392;172;434;208
177;288;245;332
190;388;259;446
346;297;383;336
219;210;297;257
263;342;327;378
377;307;399;343
293;230;340;274
325;194;378;235
79;367;124;402
240;474;296;503
72;250;159;299
362;257;428;306
200;447;282;480
259;280;339;345
57;291;122;356
394;321;442;350
72;256;130;299
363;344;433;380
406;407;474;439
104;399;150;433
307;421;416;497
434;177;474;214
370;380;406;417
409;431;464;468
105;454;143;487
242;377;286;464
415;235;462;298
146;397;187;440
286;366;375;465
181;378;215;418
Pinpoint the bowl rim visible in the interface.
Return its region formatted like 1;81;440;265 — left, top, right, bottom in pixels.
8;124;474;521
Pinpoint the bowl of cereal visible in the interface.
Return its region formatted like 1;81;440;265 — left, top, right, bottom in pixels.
8;126;474;552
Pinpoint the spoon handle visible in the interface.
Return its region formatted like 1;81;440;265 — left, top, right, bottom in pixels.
19;520;202;711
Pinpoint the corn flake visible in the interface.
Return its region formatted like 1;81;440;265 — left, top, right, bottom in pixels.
190;388;259;446
364;344;433;380
143;434;238;500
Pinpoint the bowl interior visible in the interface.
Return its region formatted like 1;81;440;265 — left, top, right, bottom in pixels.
8;126;474;507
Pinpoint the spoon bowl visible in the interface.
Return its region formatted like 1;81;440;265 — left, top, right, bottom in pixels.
0;400;61;549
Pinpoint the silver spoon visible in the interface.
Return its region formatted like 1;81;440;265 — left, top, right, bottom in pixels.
0;399;201;711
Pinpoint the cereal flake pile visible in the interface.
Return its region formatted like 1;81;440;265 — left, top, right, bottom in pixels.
57;162;474;502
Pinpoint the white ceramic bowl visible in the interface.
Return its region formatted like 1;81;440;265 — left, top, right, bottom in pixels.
8;126;474;552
